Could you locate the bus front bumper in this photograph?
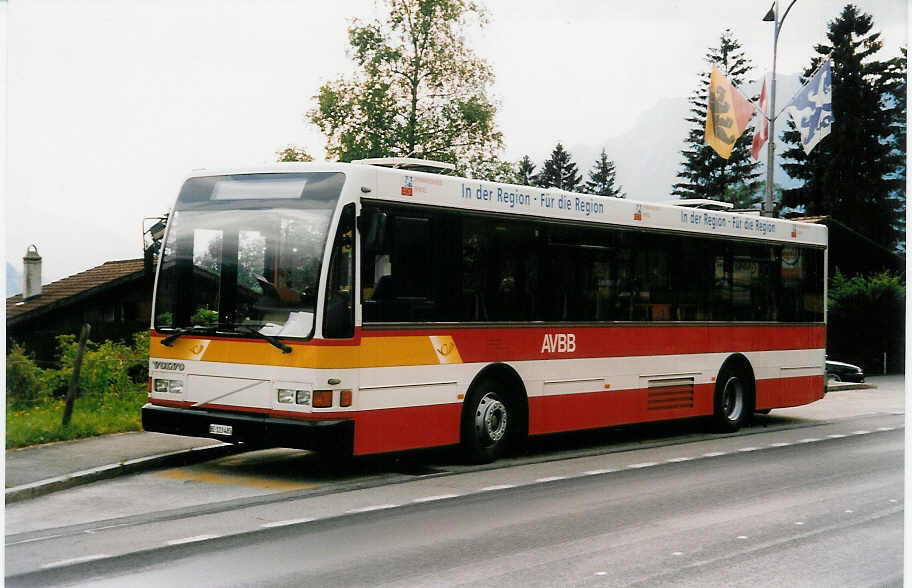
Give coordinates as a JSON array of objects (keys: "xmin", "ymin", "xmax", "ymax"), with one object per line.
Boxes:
[{"xmin": 142, "ymin": 403, "xmax": 354, "ymax": 454}]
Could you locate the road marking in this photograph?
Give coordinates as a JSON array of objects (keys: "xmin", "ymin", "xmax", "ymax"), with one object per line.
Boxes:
[
  {"xmin": 166, "ymin": 534, "xmax": 220, "ymax": 546},
  {"xmin": 794, "ymin": 521, "xmax": 805, "ymax": 526},
  {"xmin": 583, "ymin": 469, "xmax": 615, "ymax": 475},
  {"xmin": 261, "ymin": 517, "xmax": 315, "ymax": 528},
  {"xmin": 412, "ymin": 494, "xmax": 460, "ymax": 503},
  {"xmin": 845, "ymin": 510, "xmax": 854, "ymax": 513},
  {"xmin": 797, "ymin": 438, "xmax": 821, "ymax": 443},
  {"xmin": 154, "ymin": 468, "xmax": 318, "ymax": 492},
  {"xmin": 479, "ymin": 484, "xmax": 516, "ymax": 492},
  {"xmin": 852, "ymin": 430, "xmax": 870, "ymax": 435},
  {"xmin": 737, "ymin": 535, "xmax": 748, "ymax": 539},
  {"xmin": 672, "ymin": 551, "xmax": 684, "ymax": 556},
  {"xmin": 627, "ymin": 462, "xmax": 658, "ymax": 469},
  {"xmin": 595, "ymin": 571, "xmax": 608, "ymax": 576},
  {"xmin": 878, "ymin": 427, "xmax": 895, "ymax": 431},
  {"xmin": 703, "ymin": 451, "xmax": 726, "ymax": 457},
  {"xmin": 6, "ymin": 533, "xmax": 66, "ymax": 546},
  {"xmin": 41, "ymin": 554, "xmax": 109, "ymax": 569},
  {"xmin": 345, "ymin": 504, "xmax": 398, "ymax": 514},
  {"xmin": 889, "ymin": 499, "xmax": 898, "ymax": 503},
  {"xmin": 769, "ymin": 442, "xmax": 791, "ymax": 447},
  {"xmin": 828, "ymin": 434, "xmax": 847, "ymax": 438},
  {"xmin": 85, "ymin": 523, "xmax": 129, "ymax": 534},
  {"xmin": 536, "ymin": 476, "xmax": 568, "ymax": 483},
  {"xmin": 666, "ymin": 457, "xmax": 694, "ymax": 462},
  {"xmin": 738, "ymin": 447, "xmax": 760, "ymax": 452}
]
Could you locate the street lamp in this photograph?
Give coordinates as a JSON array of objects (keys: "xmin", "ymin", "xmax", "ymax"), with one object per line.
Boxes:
[{"xmin": 762, "ymin": 0, "xmax": 798, "ymax": 218}]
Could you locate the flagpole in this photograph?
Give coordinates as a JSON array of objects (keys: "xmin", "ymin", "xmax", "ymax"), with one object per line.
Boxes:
[{"xmin": 763, "ymin": 0, "xmax": 798, "ymax": 218}]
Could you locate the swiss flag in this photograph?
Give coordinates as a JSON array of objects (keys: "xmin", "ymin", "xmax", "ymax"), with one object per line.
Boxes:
[{"xmin": 751, "ymin": 79, "xmax": 769, "ymax": 161}]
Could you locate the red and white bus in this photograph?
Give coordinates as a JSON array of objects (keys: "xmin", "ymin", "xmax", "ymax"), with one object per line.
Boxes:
[{"xmin": 142, "ymin": 158, "xmax": 827, "ymax": 461}]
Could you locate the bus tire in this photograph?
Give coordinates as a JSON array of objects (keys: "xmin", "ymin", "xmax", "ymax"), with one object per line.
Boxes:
[
  {"xmin": 712, "ymin": 364, "xmax": 750, "ymax": 433},
  {"xmin": 462, "ymin": 378, "xmax": 511, "ymax": 463}
]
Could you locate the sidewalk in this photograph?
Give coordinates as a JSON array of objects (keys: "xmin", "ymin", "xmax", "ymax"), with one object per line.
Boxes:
[{"xmin": 5, "ymin": 431, "xmax": 244, "ymax": 503}]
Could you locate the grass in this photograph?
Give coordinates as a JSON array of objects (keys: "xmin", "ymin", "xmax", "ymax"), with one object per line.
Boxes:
[{"xmin": 6, "ymin": 385, "xmax": 147, "ymax": 449}]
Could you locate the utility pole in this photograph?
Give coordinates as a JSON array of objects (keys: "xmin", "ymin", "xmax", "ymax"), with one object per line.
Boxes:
[{"xmin": 762, "ymin": 0, "xmax": 798, "ymax": 218}]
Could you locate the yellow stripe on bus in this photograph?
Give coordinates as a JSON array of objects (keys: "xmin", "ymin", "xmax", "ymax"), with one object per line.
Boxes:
[{"xmin": 150, "ymin": 335, "xmax": 460, "ymax": 369}]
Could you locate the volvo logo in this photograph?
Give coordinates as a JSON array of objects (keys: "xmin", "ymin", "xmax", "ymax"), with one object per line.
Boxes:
[{"xmin": 152, "ymin": 360, "xmax": 186, "ymax": 371}]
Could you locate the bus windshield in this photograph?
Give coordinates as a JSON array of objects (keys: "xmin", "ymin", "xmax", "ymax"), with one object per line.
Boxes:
[{"xmin": 154, "ymin": 172, "xmax": 344, "ymax": 339}]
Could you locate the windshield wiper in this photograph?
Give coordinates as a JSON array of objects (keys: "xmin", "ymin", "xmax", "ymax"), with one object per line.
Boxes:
[
  {"xmin": 160, "ymin": 325, "xmax": 215, "ymax": 347},
  {"xmin": 161, "ymin": 323, "xmax": 291, "ymax": 354},
  {"xmin": 234, "ymin": 324, "xmax": 292, "ymax": 354}
]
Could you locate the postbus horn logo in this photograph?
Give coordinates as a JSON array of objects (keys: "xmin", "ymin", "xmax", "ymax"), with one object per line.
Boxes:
[{"xmin": 401, "ymin": 176, "xmax": 414, "ymax": 197}]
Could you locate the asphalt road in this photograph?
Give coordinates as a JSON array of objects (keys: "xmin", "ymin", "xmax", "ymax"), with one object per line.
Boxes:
[{"xmin": 7, "ymin": 410, "xmax": 903, "ymax": 586}]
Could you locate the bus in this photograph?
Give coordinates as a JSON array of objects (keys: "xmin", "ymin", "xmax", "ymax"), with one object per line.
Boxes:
[{"xmin": 142, "ymin": 158, "xmax": 827, "ymax": 462}]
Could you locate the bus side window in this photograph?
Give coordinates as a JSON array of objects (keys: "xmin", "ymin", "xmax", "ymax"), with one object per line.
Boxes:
[{"xmin": 323, "ymin": 204, "xmax": 355, "ymax": 338}]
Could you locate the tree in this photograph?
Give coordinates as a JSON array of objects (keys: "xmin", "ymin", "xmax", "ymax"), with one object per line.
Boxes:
[
  {"xmin": 827, "ymin": 270, "xmax": 904, "ymax": 373},
  {"xmin": 673, "ymin": 29, "xmax": 761, "ymax": 203},
  {"xmin": 781, "ymin": 5, "xmax": 905, "ymax": 251},
  {"xmin": 307, "ymin": 0, "xmax": 503, "ymax": 170},
  {"xmin": 516, "ymin": 155, "xmax": 537, "ymax": 186},
  {"xmin": 464, "ymin": 154, "xmax": 516, "ymax": 183},
  {"xmin": 584, "ymin": 148, "xmax": 625, "ymax": 197},
  {"xmin": 276, "ymin": 147, "xmax": 314, "ymax": 162},
  {"xmin": 538, "ymin": 143, "xmax": 582, "ymax": 191},
  {"xmin": 721, "ymin": 181, "xmax": 762, "ymax": 209}
]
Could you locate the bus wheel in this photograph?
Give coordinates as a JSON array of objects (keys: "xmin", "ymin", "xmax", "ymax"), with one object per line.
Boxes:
[
  {"xmin": 713, "ymin": 366, "xmax": 748, "ymax": 433},
  {"xmin": 462, "ymin": 379, "xmax": 511, "ymax": 463}
]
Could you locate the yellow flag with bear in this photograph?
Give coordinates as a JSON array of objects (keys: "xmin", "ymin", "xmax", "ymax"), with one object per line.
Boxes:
[{"xmin": 705, "ymin": 65, "xmax": 755, "ymax": 159}]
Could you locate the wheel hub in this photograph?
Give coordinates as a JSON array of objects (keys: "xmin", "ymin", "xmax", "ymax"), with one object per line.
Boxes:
[
  {"xmin": 475, "ymin": 393, "xmax": 508, "ymax": 444},
  {"xmin": 722, "ymin": 376, "xmax": 744, "ymax": 421}
]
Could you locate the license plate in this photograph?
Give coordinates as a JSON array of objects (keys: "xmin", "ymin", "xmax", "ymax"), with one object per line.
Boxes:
[{"xmin": 209, "ymin": 423, "xmax": 233, "ymax": 436}]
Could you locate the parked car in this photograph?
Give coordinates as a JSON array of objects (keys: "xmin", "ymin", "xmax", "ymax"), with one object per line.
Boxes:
[{"xmin": 825, "ymin": 360, "xmax": 865, "ymax": 383}]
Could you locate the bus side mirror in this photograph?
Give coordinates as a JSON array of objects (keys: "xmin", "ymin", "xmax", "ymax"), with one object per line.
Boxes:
[{"xmin": 358, "ymin": 210, "xmax": 387, "ymax": 251}]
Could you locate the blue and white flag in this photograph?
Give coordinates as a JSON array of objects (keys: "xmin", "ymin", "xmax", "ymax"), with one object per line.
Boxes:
[{"xmin": 784, "ymin": 60, "xmax": 834, "ymax": 155}]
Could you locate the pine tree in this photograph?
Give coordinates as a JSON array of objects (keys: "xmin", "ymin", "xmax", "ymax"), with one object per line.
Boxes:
[
  {"xmin": 673, "ymin": 29, "xmax": 761, "ymax": 202},
  {"xmin": 780, "ymin": 6, "xmax": 905, "ymax": 251},
  {"xmin": 516, "ymin": 155, "xmax": 537, "ymax": 186},
  {"xmin": 538, "ymin": 143, "xmax": 582, "ymax": 191},
  {"xmin": 585, "ymin": 148, "xmax": 625, "ymax": 197}
]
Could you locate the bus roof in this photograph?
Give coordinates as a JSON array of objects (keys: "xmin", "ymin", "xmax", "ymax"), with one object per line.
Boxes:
[{"xmin": 181, "ymin": 162, "xmax": 827, "ymax": 247}]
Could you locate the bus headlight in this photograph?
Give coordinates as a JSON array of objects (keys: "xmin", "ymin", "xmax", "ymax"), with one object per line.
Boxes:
[
  {"xmin": 277, "ymin": 388, "xmax": 311, "ymax": 405},
  {"xmin": 153, "ymin": 378, "xmax": 183, "ymax": 394}
]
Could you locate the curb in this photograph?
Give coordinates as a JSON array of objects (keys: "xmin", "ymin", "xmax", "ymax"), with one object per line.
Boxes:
[
  {"xmin": 826, "ymin": 382, "xmax": 876, "ymax": 392},
  {"xmin": 5, "ymin": 443, "xmax": 248, "ymax": 505}
]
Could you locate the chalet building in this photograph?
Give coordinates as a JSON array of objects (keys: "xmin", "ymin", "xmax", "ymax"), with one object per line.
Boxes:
[{"xmin": 6, "ymin": 255, "xmax": 151, "ymax": 360}]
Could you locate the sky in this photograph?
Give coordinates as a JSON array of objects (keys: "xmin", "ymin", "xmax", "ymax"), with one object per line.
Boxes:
[{"xmin": 4, "ymin": 0, "xmax": 908, "ymax": 286}]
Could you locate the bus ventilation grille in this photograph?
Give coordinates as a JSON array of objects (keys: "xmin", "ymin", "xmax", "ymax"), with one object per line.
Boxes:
[{"xmin": 647, "ymin": 378, "xmax": 695, "ymax": 411}]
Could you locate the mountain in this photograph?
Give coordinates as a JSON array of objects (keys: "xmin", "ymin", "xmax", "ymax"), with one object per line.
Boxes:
[
  {"xmin": 569, "ymin": 73, "xmax": 803, "ymax": 204},
  {"xmin": 7, "ymin": 262, "xmax": 22, "ymax": 296}
]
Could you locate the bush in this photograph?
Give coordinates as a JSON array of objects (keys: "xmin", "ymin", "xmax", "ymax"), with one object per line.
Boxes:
[
  {"xmin": 6, "ymin": 344, "xmax": 47, "ymax": 408},
  {"xmin": 828, "ymin": 270, "xmax": 905, "ymax": 373},
  {"xmin": 6, "ymin": 331, "xmax": 151, "ymax": 446},
  {"xmin": 47, "ymin": 331, "xmax": 149, "ymax": 398}
]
